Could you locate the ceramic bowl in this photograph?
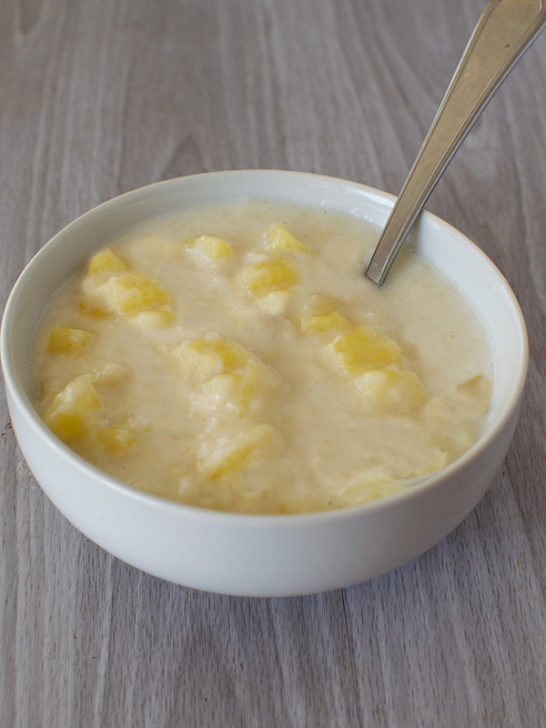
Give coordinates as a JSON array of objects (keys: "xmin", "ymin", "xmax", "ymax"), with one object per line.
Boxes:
[{"xmin": 0, "ymin": 171, "xmax": 528, "ymax": 596}]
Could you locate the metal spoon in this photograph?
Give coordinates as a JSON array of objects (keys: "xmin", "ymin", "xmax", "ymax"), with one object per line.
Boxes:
[{"xmin": 365, "ymin": 0, "xmax": 546, "ymax": 286}]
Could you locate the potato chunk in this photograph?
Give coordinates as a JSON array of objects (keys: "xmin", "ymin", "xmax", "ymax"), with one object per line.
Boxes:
[
  {"xmin": 264, "ymin": 224, "xmax": 309, "ymax": 253},
  {"xmin": 44, "ymin": 374, "xmax": 100, "ymax": 442},
  {"xmin": 79, "ymin": 293, "xmax": 110, "ymax": 319},
  {"xmin": 257, "ymin": 291, "xmax": 290, "ymax": 314},
  {"xmin": 132, "ymin": 308, "xmax": 176, "ymax": 328},
  {"xmin": 240, "ymin": 257, "xmax": 300, "ymax": 297},
  {"xmin": 185, "ymin": 234, "xmax": 234, "ymax": 261},
  {"xmin": 329, "ymin": 326, "xmax": 401, "ymax": 375},
  {"xmin": 198, "ymin": 424, "xmax": 275, "ymax": 478},
  {"xmin": 355, "ymin": 368, "xmax": 427, "ymax": 413},
  {"xmin": 302, "ymin": 310, "xmax": 351, "ymax": 334},
  {"xmin": 92, "ymin": 363, "xmax": 128, "ymax": 385},
  {"xmin": 100, "ymin": 272, "xmax": 169, "ymax": 316},
  {"xmin": 96, "ymin": 426, "xmax": 136, "ymax": 453},
  {"xmin": 173, "ymin": 334, "xmax": 249, "ymax": 381},
  {"xmin": 48, "ymin": 327, "xmax": 94, "ymax": 355},
  {"xmin": 200, "ymin": 360, "xmax": 260, "ymax": 414},
  {"xmin": 88, "ymin": 248, "xmax": 127, "ymax": 274},
  {"xmin": 342, "ymin": 468, "xmax": 406, "ymax": 505}
]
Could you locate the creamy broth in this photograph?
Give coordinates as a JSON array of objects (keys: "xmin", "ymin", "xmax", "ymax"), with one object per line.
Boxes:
[{"xmin": 32, "ymin": 200, "xmax": 492, "ymax": 514}]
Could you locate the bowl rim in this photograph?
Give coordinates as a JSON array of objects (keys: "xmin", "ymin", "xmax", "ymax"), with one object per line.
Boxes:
[{"xmin": 0, "ymin": 169, "xmax": 529, "ymax": 526}]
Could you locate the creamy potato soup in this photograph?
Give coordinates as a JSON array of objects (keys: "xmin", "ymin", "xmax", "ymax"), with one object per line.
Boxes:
[{"xmin": 32, "ymin": 200, "xmax": 492, "ymax": 514}]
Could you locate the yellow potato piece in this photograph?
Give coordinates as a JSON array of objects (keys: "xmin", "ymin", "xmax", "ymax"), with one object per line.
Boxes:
[
  {"xmin": 44, "ymin": 374, "xmax": 100, "ymax": 442},
  {"xmin": 264, "ymin": 224, "xmax": 309, "ymax": 253},
  {"xmin": 185, "ymin": 235, "xmax": 234, "ymax": 261},
  {"xmin": 97, "ymin": 426, "xmax": 136, "ymax": 453},
  {"xmin": 132, "ymin": 308, "xmax": 176, "ymax": 328},
  {"xmin": 201, "ymin": 360, "xmax": 259, "ymax": 413},
  {"xmin": 92, "ymin": 363, "xmax": 129, "ymax": 385},
  {"xmin": 355, "ymin": 367, "xmax": 427, "ymax": 413},
  {"xmin": 303, "ymin": 294, "xmax": 345, "ymax": 314},
  {"xmin": 173, "ymin": 334, "xmax": 249, "ymax": 380},
  {"xmin": 101, "ymin": 272, "xmax": 169, "ymax": 316},
  {"xmin": 88, "ymin": 248, "xmax": 127, "ymax": 274},
  {"xmin": 342, "ymin": 468, "xmax": 406, "ymax": 505},
  {"xmin": 173, "ymin": 344, "xmax": 217, "ymax": 380},
  {"xmin": 199, "ymin": 424, "xmax": 275, "ymax": 478},
  {"xmin": 79, "ymin": 293, "xmax": 110, "ymax": 319},
  {"xmin": 329, "ymin": 326, "xmax": 401, "ymax": 375},
  {"xmin": 342, "ymin": 448, "xmax": 446, "ymax": 506},
  {"xmin": 48, "ymin": 327, "xmax": 94, "ymax": 355},
  {"xmin": 409, "ymin": 448, "xmax": 448, "ymax": 478},
  {"xmin": 302, "ymin": 310, "xmax": 351, "ymax": 334},
  {"xmin": 257, "ymin": 291, "xmax": 290, "ymax": 314},
  {"xmin": 240, "ymin": 257, "xmax": 300, "ymax": 297}
]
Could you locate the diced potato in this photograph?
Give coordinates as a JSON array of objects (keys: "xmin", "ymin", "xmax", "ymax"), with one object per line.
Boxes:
[
  {"xmin": 257, "ymin": 291, "xmax": 290, "ymax": 314},
  {"xmin": 127, "ymin": 414, "xmax": 152, "ymax": 433},
  {"xmin": 302, "ymin": 310, "xmax": 351, "ymax": 334},
  {"xmin": 100, "ymin": 273, "xmax": 169, "ymax": 316},
  {"xmin": 342, "ymin": 448, "xmax": 446, "ymax": 506},
  {"xmin": 240, "ymin": 257, "xmax": 300, "ymax": 297},
  {"xmin": 177, "ymin": 475, "xmax": 200, "ymax": 500},
  {"xmin": 200, "ymin": 360, "xmax": 259, "ymax": 413},
  {"xmin": 355, "ymin": 367, "xmax": 427, "ymax": 413},
  {"xmin": 198, "ymin": 424, "xmax": 275, "ymax": 478},
  {"xmin": 173, "ymin": 334, "xmax": 249, "ymax": 380},
  {"xmin": 92, "ymin": 363, "xmax": 129, "ymax": 385},
  {"xmin": 303, "ymin": 294, "xmax": 345, "ymax": 314},
  {"xmin": 48, "ymin": 327, "xmax": 94, "ymax": 355},
  {"xmin": 329, "ymin": 326, "xmax": 401, "ymax": 375},
  {"xmin": 198, "ymin": 489, "xmax": 237, "ymax": 512},
  {"xmin": 79, "ymin": 293, "xmax": 110, "ymax": 319},
  {"xmin": 342, "ymin": 468, "xmax": 406, "ymax": 505},
  {"xmin": 88, "ymin": 248, "xmax": 127, "ymax": 274},
  {"xmin": 264, "ymin": 224, "xmax": 309, "ymax": 253},
  {"xmin": 43, "ymin": 374, "xmax": 100, "ymax": 442},
  {"xmin": 96, "ymin": 426, "xmax": 136, "ymax": 453},
  {"xmin": 132, "ymin": 308, "xmax": 176, "ymax": 328},
  {"xmin": 424, "ymin": 394, "xmax": 481, "ymax": 456},
  {"xmin": 173, "ymin": 342, "xmax": 218, "ymax": 380},
  {"xmin": 409, "ymin": 448, "xmax": 447, "ymax": 477},
  {"xmin": 185, "ymin": 235, "xmax": 234, "ymax": 261}
]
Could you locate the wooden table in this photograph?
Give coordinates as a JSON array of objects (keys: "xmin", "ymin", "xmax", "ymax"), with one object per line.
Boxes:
[{"xmin": 1, "ymin": 1, "xmax": 544, "ymax": 725}]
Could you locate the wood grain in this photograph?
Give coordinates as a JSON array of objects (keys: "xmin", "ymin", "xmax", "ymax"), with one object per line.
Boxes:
[{"xmin": 1, "ymin": 0, "xmax": 544, "ymax": 726}]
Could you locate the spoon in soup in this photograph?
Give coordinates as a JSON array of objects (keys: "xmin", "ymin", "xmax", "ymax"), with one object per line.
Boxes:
[{"xmin": 365, "ymin": 0, "xmax": 546, "ymax": 286}]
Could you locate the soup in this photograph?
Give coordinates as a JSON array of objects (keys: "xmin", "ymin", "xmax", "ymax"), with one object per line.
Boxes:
[{"xmin": 32, "ymin": 200, "xmax": 492, "ymax": 514}]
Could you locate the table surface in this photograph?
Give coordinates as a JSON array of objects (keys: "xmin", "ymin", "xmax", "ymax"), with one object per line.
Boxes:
[{"xmin": 1, "ymin": 1, "xmax": 545, "ymax": 726}]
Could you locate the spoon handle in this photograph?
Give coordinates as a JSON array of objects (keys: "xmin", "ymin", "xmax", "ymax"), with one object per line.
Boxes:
[{"xmin": 365, "ymin": 0, "xmax": 546, "ymax": 286}]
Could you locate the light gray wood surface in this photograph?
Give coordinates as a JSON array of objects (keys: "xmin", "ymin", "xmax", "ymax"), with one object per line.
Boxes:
[{"xmin": 1, "ymin": 0, "xmax": 545, "ymax": 726}]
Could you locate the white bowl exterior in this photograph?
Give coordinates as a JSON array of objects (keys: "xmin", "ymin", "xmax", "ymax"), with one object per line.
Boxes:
[{"xmin": 1, "ymin": 172, "xmax": 528, "ymax": 596}]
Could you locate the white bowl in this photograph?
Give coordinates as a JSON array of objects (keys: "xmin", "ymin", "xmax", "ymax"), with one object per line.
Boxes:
[{"xmin": 1, "ymin": 171, "xmax": 528, "ymax": 596}]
